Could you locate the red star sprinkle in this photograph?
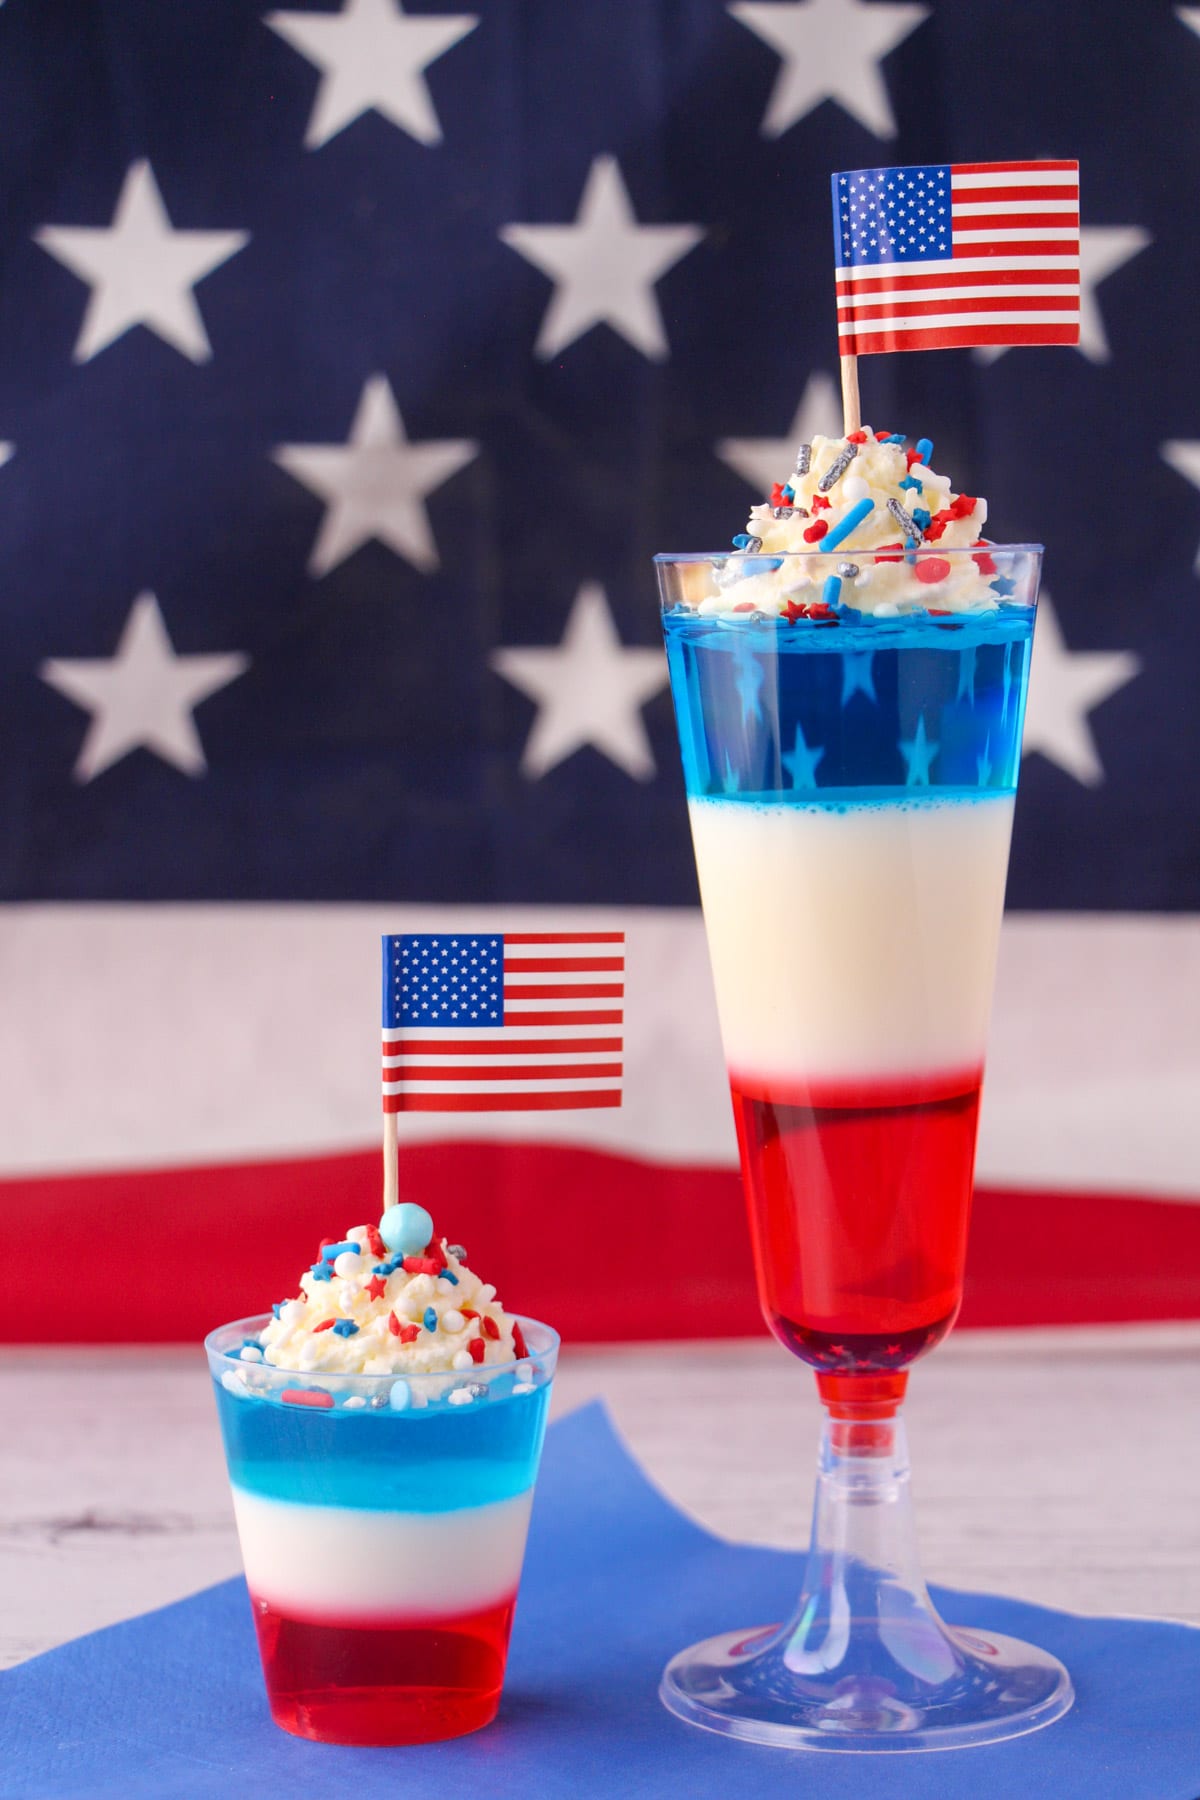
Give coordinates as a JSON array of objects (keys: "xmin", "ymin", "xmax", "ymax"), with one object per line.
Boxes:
[
  {"xmin": 400, "ymin": 1322, "xmax": 420, "ymax": 1343},
  {"xmin": 424, "ymin": 1239, "xmax": 447, "ymax": 1270},
  {"xmin": 811, "ymin": 493, "xmax": 831, "ymax": 510},
  {"xmin": 846, "ymin": 430, "xmax": 868, "ymax": 444},
  {"xmin": 468, "ymin": 1337, "xmax": 485, "ymax": 1364},
  {"xmin": 366, "ymin": 1275, "xmax": 387, "ymax": 1302},
  {"xmin": 782, "ymin": 598, "xmax": 808, "ymax": 623}
]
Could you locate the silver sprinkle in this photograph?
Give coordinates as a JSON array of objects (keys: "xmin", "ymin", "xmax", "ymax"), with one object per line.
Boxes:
[
  {"xmin": 772, "ymin": 504, "xmax": 809, "ymax": 521},
  {"xmin": 468, "ymin": 1381, "xmax": 489, "ymax": 1400},
  {"xmin": 817, "ymin": 444, "xmax": 858, "ymax": 491},
  {"xmin": 739, "ymin": 534, "xmax": 763, "ymax": 554},
  {"xmin": 370, "ymin": 1392, "xmax": 389, "ymax": 1409},
  {"xmin": 887, "ymin": 496, "xmax": 917, "ymax": 537},
  {"xmin": 837, "ymin": 562, "xmax": 860, "ymax": 579},
  {"xmin": 446, "ymin": 1245, "xmax": 467, "ymax": 1261},
  {"xmin": 794, "ymin": 444, "xmax": 811, "ymax": 476}
]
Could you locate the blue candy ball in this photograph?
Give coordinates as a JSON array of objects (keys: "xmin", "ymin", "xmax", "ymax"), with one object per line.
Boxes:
[{"xmin": 379, "ymin": 1202, "xmax": 435, "ymax": 1257}]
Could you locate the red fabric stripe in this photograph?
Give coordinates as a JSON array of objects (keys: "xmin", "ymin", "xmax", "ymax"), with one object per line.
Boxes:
[
  {"xmin": 385, "ymin": 1036, "xmax": 624, "ymax": 1055},
  {"xmin": 842, "ymin": 294, "xmax": 1079, "ymax": 323},
  {"xmin": 951, "ymin": 159, "xmax": 1078, "ymax": 174},
  {"xmin": 501, "ymin": 956, "xmax": 624, "ymax": 973},
  {"xmin": 384, "ymin": 1062, "xmax": 624, "ymax": 1082},
  {"xmin": 951, "ymin": 210, "xmax": 1079, "ymax": 231},
  {"xmin": 503, "ymin": 1009, "xmax": 623, "ymax": 1025},
  {"xmin": 950, "ymin": 183, "xmax": 1079, "ymax": 203},
  {"xmin": 838, "ymin": 267, "xmax": 1079, "ymax": 296},
  {"xmin": 503, "ymin": 932, "xmax": 624, "ymax": 944},
  {"xmin": 504, "ymin": 982, "xmax": 624, "ymax": 999},
  {"xmin": 839, "ymin": 323, "xmax": 1080, "ymax": 355},
  {"xmin": 952, "ymin": 240, "xmax": 1079, "ymax": 259},
  {"xmin": 2, "ymin": 1143, "xmax": 1199, "ymax": 1343},
  {"xmin": 386, "ymin": 1091, "xmax": 623, "ymax": 1113}
]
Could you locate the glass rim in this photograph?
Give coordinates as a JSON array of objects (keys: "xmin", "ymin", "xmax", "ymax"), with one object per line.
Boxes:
[
  {"xmin": 653, "ymin": 543, "xmax": 1044, "ymax": 564},
  {"xmin": 204, "ymin": 1310, "xmax": 560, "ymax": 1387}
]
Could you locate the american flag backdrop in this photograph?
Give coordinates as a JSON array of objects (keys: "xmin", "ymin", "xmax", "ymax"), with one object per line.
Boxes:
[{"xmin": 0, "ymin": 0, "xmax": 1198, "ymax": 1343}]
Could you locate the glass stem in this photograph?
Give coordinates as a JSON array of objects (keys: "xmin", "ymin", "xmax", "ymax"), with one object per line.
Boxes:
[{"xmin": 781, "ymin": 1406, "xmax": 960, "ymax": 1687}]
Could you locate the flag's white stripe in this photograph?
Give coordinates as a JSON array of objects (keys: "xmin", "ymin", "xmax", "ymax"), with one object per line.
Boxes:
[
  {"xmin": 2, "ymin": 907, "xmax": 1198, "ymax": 1201},
  {"xmin": 386, "ymin": 1076, "xmax": 623, "ymax": 1095},
  {"xmin": 383, "ymin": 1052, "xmax": 622, "ymax": 1070},
  {"xmin": 839, "ymin": 308, "xmax": 1078, "ymax": 333},
  {"xmin": 507, "ymin": 997, "xmax": 624, "ymax": 1014},
  {"xmin": 837, "ymin": 283, "xmax": 1079, "ymax": 309},
  {"xmin": 837, "ymin": 255, "xmax": 1080, "ymax": 279},
  {"xmin": 952, "ymin": 199, "xmax": 1079, "ymax": 217},
  {"xmin": 950, "ymin": 169, "xmax": 1077, "ymax": 190},
  {"xmin": 502, "ymin": 943, "xmax": 624, "ymax": 960},
  {"xmin": 953, "ymin": 227, "xmax": 1079, "ymax": 244},
  {"xmin": 384, "ymin": 1023, "xmax": 622, "ymax": 1044},
  {"xmin": 504, "ymin": 970, "xmax": 624, "ymax": 987}
]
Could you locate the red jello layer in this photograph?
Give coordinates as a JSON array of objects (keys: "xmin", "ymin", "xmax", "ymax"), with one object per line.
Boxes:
[
  {"xmin": 249, "ymin": 1590, "xmax": 517, "ymax": 1745},
  {"xmin": 729, "ymin": 1064, "xmax": 984, "ymax": 1378}
]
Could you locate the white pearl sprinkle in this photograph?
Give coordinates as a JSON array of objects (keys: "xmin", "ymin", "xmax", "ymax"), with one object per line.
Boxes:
[
  {"xmin": 221, "ymin": 1370, "xmax": 249, "ymax": 1395},
  {"xmin": 512, "ymin": 1382, "xmax": 535, "ymax": 1396},
  {"xmin": 344, "ymin": 1395, "xmax": 367, "ymax": 1409},
  {"xmin": 239, "ymin": 1345, "xmax": 263, "ymax": 1363},
  {"xmin": 441, "ymin": 1309, "xmax": 466, "ymax": 1333},
  {"xmin": 452, "ymin": 1349, "xmax": 473, "ymax": 1371},
  {"xmin": 841, "ymin": 475, "xmax": 869, "ymax": 506},
  {"xmin": 333, "ymin": 1251, "xmax": 360, "ymax": 1278},
  {"xmin": 447, "ymin": 1387, "xmax": 475, "ymax": 1405}
]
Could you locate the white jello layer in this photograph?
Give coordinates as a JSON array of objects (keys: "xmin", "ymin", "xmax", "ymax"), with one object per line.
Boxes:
[
  {"xmin": 688, "ymin": 793, "xmax": 1015, "ymax": 1082},
  {"xmin": 231, "ymin": 1486, "xmax": 533, "ymax": 1621}
]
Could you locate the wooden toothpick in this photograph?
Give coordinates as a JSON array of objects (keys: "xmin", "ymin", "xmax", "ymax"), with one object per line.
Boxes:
[{"xmin": 840, "ymin": 353, "xmax": 861, "ymax": 435}]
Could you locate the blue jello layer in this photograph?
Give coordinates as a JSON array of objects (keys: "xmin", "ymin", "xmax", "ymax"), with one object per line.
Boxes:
[
  {"xmin": 213, "ymin": 1378, "xmax": 551, "ymax": 1511},
  {"xmin": 663, "ymin": 608, "xmax": 1034, "ymax": 803}
]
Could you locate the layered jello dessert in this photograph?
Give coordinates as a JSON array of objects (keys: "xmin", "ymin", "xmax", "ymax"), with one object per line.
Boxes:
[
  {"xmin": 205, "ymin": 1201, "xmax": 558, "ymax": 1745},
  {"xmin": 658, "ymin": 429, "xmax": 1038, "ymax": 1399}
]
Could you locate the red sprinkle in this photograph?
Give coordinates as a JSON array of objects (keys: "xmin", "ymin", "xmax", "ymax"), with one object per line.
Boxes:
[
  {"xmin": 281, "ymin": 1388, "xmax": 333, "ymax": 1409},
  {"xmin": 512, "ymin": 1321, "xmax": 528, "ymax": 1359},
  {"xmin": 399, "ymin": 1323, "xmax": 420, "ymax": 1344},
  {"xmin": 313, "ymin": 1318, "xmax": 335, "ymax": 1333},
  {"xmin": 915, "ymin": 557, "xmax": 951, "ymax": 585},
  {"xmin": 905, "ymin": 447, "xmax": 924, "ymax": 468},
  {"xmin": 949, "ymin": 494, "xmax": 977, "ymax": 519},
  {"xmin": 972, "ymin": 540, "xmax": 997, "ymax": 575},
  {"xmin": 782, "ymin": 598, "xmax": 809, "ymax": 623},
  {"xmin": 846, "ymin": 430, "xmax": 868, "ymax": 444},
  {"xmin": 807, "ymin": 603, "xmax": 834, "ymax": 620},
  {"xmin": 366, "ymin": 1224, "xmax": 386, "ymax": 1258},
  {"xmin": 731, "ymin": 601, "xmax": 756, "ymax": 613},
  {"xmin": 924, "ymin": 512, "xmax": 950, "ymax": 542},
  {"xmin": 460, "ymin": 1307, "xmax": 479, "ymax": 1319},
  {"xmin": 366, "ymin": 1275, "xmax": 388, "ymax": 1302},
  {"xmin": 425, "ymin": 1239, "xmax": 447, "ymax": 1270},
  {"xmin": 388, "ymin": 1310, "xmax": 402, "ymax": 1336},
  {"xmin": 468, "ymin": 1337, "xmax": 485, "ymax": 1364},
  {"xmin": 403, "ymin": 1255, "xmax": 440, "ymax": 1276},
  {"xmin": 482, "ymin": 1315, "xmax": 500, "ymax": 1340},
  {"xmin": 802, "ymin": 519, "xmax": 828, "ymax": 543},
  {"xmin": 874, "ymin": 541, "xmax": 905, "ymax": 564},
  {"xmin": 769, "ymin": 481, "xmax": 789, "ymax": 506},
  {"xmin": 811, "ymin": 493, "xmax": 831, "ymax": 510}
]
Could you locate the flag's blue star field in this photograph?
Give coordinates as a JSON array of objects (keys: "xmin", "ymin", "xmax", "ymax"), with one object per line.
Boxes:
[
  {"xmin": 388, "ymin": 934, "xmax": 503, "ymax": 1029},
  {"xmin": 834, "ymin": 165, "xmax": 951, "ymax": 267}
]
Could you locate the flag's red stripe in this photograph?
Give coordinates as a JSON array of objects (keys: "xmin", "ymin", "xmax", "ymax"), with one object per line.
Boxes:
[
  {"xmin": 952, "ymin": 240, "xmax": 1079, "ymax": 259},
  {"xmin": 501, "ymin": 956, "xmax": 624, "ymax": 973},
  {"xmin": 384, "ymin": 1062, "xmax": 624, "ymax": 1082},
  {"xmin": 839, "ymin": 323, "xmax": 1080, "ymax": 354},
  {"xmin": 951, "ymin": 159, "xmax": 1078, "ymax": 174},
  {"xmin": 949, "ymin": 183, "xmax": 1079, "ymax": 203},
  {"xmin": 837, "ymin": 267, "xmax": 1079, "ymax": 296},
  {"xmin": 385, "ymin": 1036, "xmax": 624, "ymax": 1055},
  {"xmin": 842, "ymin": 294, "xmax": 1079, "ymax": 324},
  {"xmin": 504, "ymin": 1009, "xmax": 624, "ymax": 1025},
  {"xmin": 952, "ymin": 210, "xmax": 1079, "ymax": 231},
  {"xmin": 504, "ymin": 982, "xmax": 624, "ymax": 999},
  {"xmin": 386, "ymin": 1091, "xmax": 623, "ymax": 1112},
  {"xmin": 2, "ymin": 1143, "xmax": 1199, "ymax": 1343},
  {"xmin": 502, "ymin": 932, "xmax": 625, "ymax": 944}
]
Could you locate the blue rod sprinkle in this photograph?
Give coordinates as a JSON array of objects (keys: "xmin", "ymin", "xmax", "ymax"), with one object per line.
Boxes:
[
  {"xmin": 821, "ymin": 575, "xmax": 843, "ymax": 609},
  {"xmin": 819, "ymin": 497, "xmax": 874, "ymax": 553},
  {"xmin": 320, "ymin": 1240, "xmax": 358, "ymax": 1262},
  {"xmin": 916, "ymin": 437, "xmax": 933, "ymax": 464}
]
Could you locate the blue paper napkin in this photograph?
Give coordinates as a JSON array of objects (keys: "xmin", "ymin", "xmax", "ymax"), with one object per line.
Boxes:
[{"xmin": 4, "ymin": 1401, "xmax": 1199, "ymax": 1799}]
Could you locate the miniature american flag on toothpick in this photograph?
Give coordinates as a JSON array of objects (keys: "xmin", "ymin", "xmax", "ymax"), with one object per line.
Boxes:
[
  {"xmin": 832, "ymin": 160, "xmax": 1080, "ymax": 356},
  {"xmin": 382, "ymin": 931, "xmax": 625, "ymax": 1112}
]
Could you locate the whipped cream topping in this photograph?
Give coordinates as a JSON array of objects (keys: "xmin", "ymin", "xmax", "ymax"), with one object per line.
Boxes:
[
  {"xmin": 699, "ymin": 429, "xmax": 1002, "ymax": 618},
  {"xmin": 252, "ymin": 1225, "xmax": 521, "ymax": 1376}
]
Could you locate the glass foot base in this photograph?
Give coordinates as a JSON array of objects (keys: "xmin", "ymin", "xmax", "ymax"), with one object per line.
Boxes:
[{"xmin": 660, "ymin": 1620, "xmax": 1074, "ymax": 1753}]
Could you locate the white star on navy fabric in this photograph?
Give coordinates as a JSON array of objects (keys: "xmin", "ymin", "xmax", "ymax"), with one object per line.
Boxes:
[
  {"xmin": 394, "ymin": 935, "xmax": 502, "ymax": 1025},
  {"xmin": 716, "ymin": 372, "xmax": 840, "ymax": 496},
  {"xmin": 266, "ymin": 0, "xmax": 478, "ymax": 148},
  {"xmin": 899, "ymin": 714, "xmax": 937, "ymax": 785},
  {"xmin": 491, "ymin": 581, "xmax": 668, "ymax": 780},
  {"xmin": 40, "ymin": 592, "xmax": 249, "ymax": 782},
  {"xmin": 976, "ymin": 225, "xmax": 1151, "ymax": 365},
  {"xmin": 35, "ymin": 161, "xmax": 249, "ymax": 364},
  {"xmin": 729, "ymin": 0, "xmax": 928, "ymax": 139},
  {"xmin": 1021, "ymin": 593, "xmax": 1139, "ymax": 787},
  {"xmin": 836, "ymin": 165, "xmax": 950, "ymax": 267},
  {"xmin": 274, "ymin": 374, "xmax": 479, "ymax": 576},
  {"xmin": 781, "ymin": 722, "xmax": 824, "ymax": 789},
  {"xmin": 1160, "ymin": 436, "xmax": 1200, "ymax": 575},
  {"xmin": 0, "ymin": 445, "xmax": 12, "ymax": 470},
  {"xmin": 500, "ymin": 157, "xmax": 704, "ymax": 361}
]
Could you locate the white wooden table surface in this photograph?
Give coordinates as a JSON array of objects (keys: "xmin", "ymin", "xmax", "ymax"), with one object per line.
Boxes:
[{"xmin": 4, "ymin": 1323, "xmax": 1200, "ymax": 1671}]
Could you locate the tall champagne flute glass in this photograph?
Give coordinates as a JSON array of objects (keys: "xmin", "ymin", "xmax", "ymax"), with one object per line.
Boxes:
[{"xmin": 656, "ymin": 546, "xmax": 1072, "ymax": 1751}]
